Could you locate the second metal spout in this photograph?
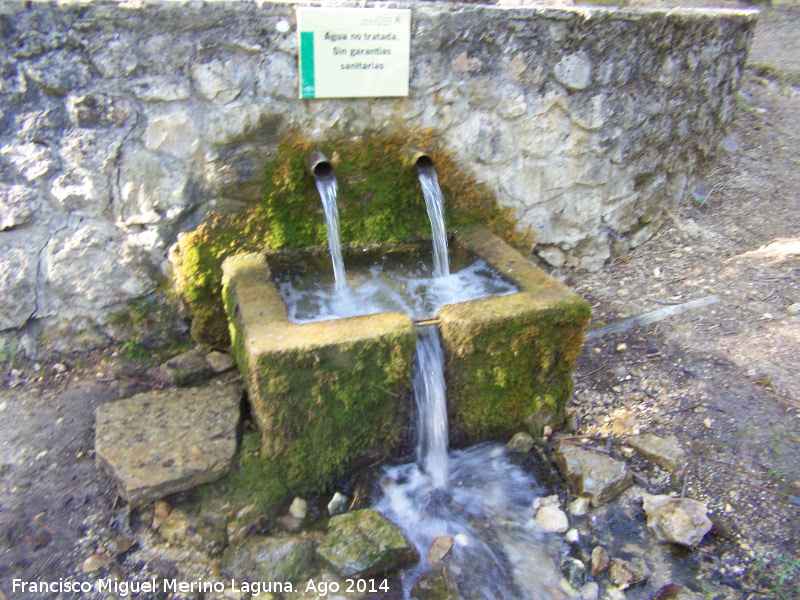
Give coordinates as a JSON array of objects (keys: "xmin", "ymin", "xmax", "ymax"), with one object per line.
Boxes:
[{"xmin": 309, "ymin": 151, "xmax": 334, "ymax": 179}]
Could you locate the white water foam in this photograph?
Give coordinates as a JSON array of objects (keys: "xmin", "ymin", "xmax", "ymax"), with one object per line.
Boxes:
[
  {"xmin": 276, "ymin": 257, "xmax": 517, "ymax": 324},
  {"xmin": 374, "ymin": 444, "xmax": 561, "ymax": 600}
]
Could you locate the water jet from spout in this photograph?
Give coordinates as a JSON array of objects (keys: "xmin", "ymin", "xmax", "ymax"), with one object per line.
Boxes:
[
  {"xmin": 309, "ymin": 151, "xmax": 346, "ymax": 290},
  {"xmin": 414, "ymin": 153, "xmax": 450, "ymax": 278}
]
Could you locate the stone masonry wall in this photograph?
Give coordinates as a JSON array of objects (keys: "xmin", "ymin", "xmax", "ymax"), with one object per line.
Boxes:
[{"xmin": 0, "ymin": 1, "xmax": 757, "ymax": 356}]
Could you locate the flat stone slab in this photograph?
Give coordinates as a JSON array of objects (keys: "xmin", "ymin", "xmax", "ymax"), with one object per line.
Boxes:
[{"xmin": 95, "ymin": 386, "xmax": 240, "ymax": 507}]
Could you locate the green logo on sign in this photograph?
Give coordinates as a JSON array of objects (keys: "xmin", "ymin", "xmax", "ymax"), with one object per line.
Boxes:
[{"xmin": 300, "ymin": 31, "xmax": 315, "ymax": 98}]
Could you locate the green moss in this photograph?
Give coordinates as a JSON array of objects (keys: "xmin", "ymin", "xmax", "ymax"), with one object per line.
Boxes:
[
  {"xmin": 106, "ymin": 296, "xmax": 193, "ymax": 362},
  {"xmin": 193, "ymin": 432, "xmax": 287, "ymax": 522},
  {"xmin": 172, "ymin": 130, "xmax": 534, "ymax": 347},
  {"xmin": 248, "ymin": 330, "xmax": 415, "ymax": 494},
  {"xmin": 441, "ymin": 294, "xmax": 591, "ymax": 442}
]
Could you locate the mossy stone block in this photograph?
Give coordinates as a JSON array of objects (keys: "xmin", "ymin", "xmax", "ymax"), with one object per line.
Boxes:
[
  {"xmin": 222, "ymin": 253, "xmax": 416, "ymax": 494},
  {"xmin": 440, "ymin": 226, "xmax": 591, "ymax": 442},
  {"xmin": 317, "ymin": 509, "xmax": 419, "ymax": 578}
]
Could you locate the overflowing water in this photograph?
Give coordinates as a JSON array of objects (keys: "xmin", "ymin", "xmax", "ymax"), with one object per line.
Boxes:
[
  {"xmin": 416, "ymin": 163, "xmax": 450, "ymax": 278},
  {"xmin": 412, "ymin": 326, "xmax": 449, "ymax": 489},
  {"xmin": 313, "ymin": 172, "xmax": 347, "ymax": 290}
]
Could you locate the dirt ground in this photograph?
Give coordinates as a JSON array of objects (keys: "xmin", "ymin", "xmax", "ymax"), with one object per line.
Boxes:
[{"xmin": 1, "ymin": 3, "xmax": 799, "ymax": 600}]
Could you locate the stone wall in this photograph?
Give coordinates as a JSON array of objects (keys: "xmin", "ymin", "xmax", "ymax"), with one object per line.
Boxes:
[{"xmin": 0, "ymin": 0, "xmax": 757, "ymax": 357}]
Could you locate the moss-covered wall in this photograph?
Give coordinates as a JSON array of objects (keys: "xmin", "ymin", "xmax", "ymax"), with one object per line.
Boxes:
[{"xmin": 172, "ymin": 131, "xmax": 533, "ymax": 347}]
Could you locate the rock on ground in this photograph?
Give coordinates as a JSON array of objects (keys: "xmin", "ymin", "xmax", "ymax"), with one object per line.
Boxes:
[
  {"xmin": 608, "ymin": 557, "xmax": 650, "ymax": 590},
  {"xmin": 628, "ymin": 433, "xmax": 687, "ymax": 470},
  {"xmin": 553, "ymin": 442, "xmax": 632, "ymax": 505},
  {"xmin": 159, "ymin": 507, "xmax": 227, "ymax": 556},
  {"xmin": 154, "ymin": 349, "xmax": 214, "ymax": 386},
  {"xmin": 534, "ymin": 504, "xmax": 569, "ymax": 533},
  {"xmin": 641, "ymin": 494, "xmax": 713, "ymax": 547},
  {"xmin": 507, "ymin": 431, "xmax": 535, "ymax": 453},
  {"xmin": 222, "ymin": 535, "xmax": 315, "ymax": 583},
  {"xmin": 411, "ymin": 564, "xmax": 461, "ymax": 600},
  {"xmin": 94, "ymin": 384, "xmax": 240, "ymax": 507},
  {"xmin": 316, "ymin": 509, "xmax": 419, "ymax": 578}
]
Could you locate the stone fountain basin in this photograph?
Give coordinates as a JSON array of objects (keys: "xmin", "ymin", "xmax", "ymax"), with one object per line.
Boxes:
[{"xmin": 222, "ymin": 225, "xmax": 590, "ymax": 493}]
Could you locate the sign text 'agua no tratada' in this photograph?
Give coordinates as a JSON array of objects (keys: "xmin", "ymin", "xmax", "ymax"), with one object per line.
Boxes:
[{"xmin": 297, "ymin": 7, "xmax": 411, "ymax": 99}]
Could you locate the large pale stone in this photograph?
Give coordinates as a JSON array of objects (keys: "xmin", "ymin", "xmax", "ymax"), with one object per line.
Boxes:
[
  {"xmin": 50, "ymin": 167, "xmax": 110, "ymax": 218},
  {"xmin": 453, "ymin": 113, "xmax": 517, "ymax": 165},
  {"xmin": 144, "ymin": 110, "xmax": 198, "ymax": 157},
  {"xmin": 94, "ymin": 385, "xmax": 241, "ymax": 507},
  {"xmin": 517, "ymin": 107, "xmax": 572, "ymax": 160},
  {"xmin": 117, "ymin": 146, "xmax": 191, "ymax": 226},
  {"xmin": 317, "ymin": 509, "xmax": 419, "ymax": 578},
  {"xmin": 52, "ymin": 131, "xmax": 125, "ymax": 217},
  {"xmin": 40, "ymin": 222, "xmax": 154, "ymax": 314},
  {"xmin": 192, "ymin": 57, "xmax": 249, "ymax": 104},
  {"xmin": 553, "ymin": 52, "xmax": 593, "ymax": 90},
  {"xmin": 0, "ymin": 247, "xmax": 37, "ymax": 330},
  {"xmin": 257, "ymin": 52, "xmax": 297, "ymax": 100},
  {"xmin": 641, "ymin": 494, "xmax": 712, "ymax": 547},
  {"xmin": 0, "ymin": 142, "xmax": 57, "ymax": 182},
  {"xmin": 554, "ymin": 442, "xmax": 632, "ymax": 506},
  {"xmin": 0, "ymin": 184, "xmax": 38, "ymax": 230}
]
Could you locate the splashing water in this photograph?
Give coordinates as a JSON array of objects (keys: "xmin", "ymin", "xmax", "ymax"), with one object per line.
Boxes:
[
  {"xmin": 274, "ymin": 255, "xmax": 517, "ymax": 324},
  {"xmin": 417, "ymin": 164, "xmax": 450, "ymax": 278},
  {"xmin": 314, "ymin": 173, "xmax": 346, "ymax": 290},
  {"xmin": 374, "ymin": 444, "xmax": 561, "ymax": 600}
]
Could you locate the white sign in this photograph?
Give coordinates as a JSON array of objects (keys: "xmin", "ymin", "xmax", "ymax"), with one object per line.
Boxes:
[{"xmin": 297, "ymin": 7, "xmax": 410, "ymax": 99}]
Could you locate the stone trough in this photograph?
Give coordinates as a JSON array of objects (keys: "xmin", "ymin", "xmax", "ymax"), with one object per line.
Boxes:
[{"xmin": 222, "ymin": 225, "xmax": 590, "ymax": 493}]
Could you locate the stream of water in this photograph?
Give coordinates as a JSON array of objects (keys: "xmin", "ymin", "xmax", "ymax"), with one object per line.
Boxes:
[
  {"xmin": 412, "ymin": 325, "xmax": 449, "ymax": 489},
  {"xmin": 417, "ymin": 164, "xmax": 450, "ymax": 278},
  {"xmin": 314, "ymin": 172, "xmax": 346, "ymax": 290}
]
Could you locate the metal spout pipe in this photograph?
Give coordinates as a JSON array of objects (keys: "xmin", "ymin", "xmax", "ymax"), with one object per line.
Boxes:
[
  {"xmin": 408, "ymin": 148, "xmax": 434, "ymax": 172},
  {"xmin": 309, "ymin": 151, "xmax": 334, "ymax": 178}
]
